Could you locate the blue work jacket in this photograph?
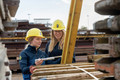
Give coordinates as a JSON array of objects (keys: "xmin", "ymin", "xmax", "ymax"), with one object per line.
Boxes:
[
  {"xmin": 45, "ymin": 41, "xmax": 76, "ymax": 64},
  {"xmin": 19, "ymin": 45, "xmax": 47, "ymax": 80}
]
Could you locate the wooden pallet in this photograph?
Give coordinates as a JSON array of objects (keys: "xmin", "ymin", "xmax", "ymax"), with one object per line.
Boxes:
[{"xmin": 31, "ymin": 62, "xmax": 112, "ymax": 80}]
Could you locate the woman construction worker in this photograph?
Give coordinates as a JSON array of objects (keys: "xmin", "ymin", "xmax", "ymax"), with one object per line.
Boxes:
[
  {"xmin": 19, "ymin": 28, "xmax": 47, "ymax": 80},
  {"xmin": 45, "ymin": 20, "xmax": 76, "ymax": 64}
]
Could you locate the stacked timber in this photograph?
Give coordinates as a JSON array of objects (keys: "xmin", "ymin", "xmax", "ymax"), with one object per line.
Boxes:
[
  {"xmin": 0, "ymin": 43, "xmax": 12, "ymax": 80},
  {"xmin": 94, "ymin": 0, "xmax": 120, "ymax": 80},
  {"xmin": 93, "ymin": 37, "xmax": 118, "ymax": 56},
  {"xmin": 75, "ymin": 40, "xmax": 94, "ymax": 62},
  {"xmin": 75, "ymin": 30, "xmax": 95, "ymax": 62},
  {"xmin": 0, "ymin": 0, "xmax": 20, "ymax": 79},
  {"xmin": 0, "ymin": 0, "xmax": 19, "ymax": 32},
  {"xmin": 31, "ymin": 62, "xmax": 112, "ymax": 80}
]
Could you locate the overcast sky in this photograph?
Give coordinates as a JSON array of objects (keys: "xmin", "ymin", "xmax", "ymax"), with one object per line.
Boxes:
[{"xmin": 14, "ymin": 0, "xmax": 108, "ymax": 29}]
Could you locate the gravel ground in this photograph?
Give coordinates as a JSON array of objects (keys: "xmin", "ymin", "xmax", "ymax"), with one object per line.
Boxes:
[{"xmin": 12, "ymin": 71, "xmax": 23, "ymax": 80}]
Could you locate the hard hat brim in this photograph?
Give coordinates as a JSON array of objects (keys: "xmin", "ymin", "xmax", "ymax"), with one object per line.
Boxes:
[
  {"xmin": 25, "ymin": 35, "xmax": 45, "ymax": 41},
  {"xmin": 51, "ymin": 28, "xmax": 65, "ymax": 30}
]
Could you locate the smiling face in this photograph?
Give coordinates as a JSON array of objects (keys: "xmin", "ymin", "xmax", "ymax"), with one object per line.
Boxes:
[
  {"xmin": 53, "ymin": 30, "xmax": 63, "ymax": 41},
  {"xmin": 30, "ymin": 37, "xmax": 42, "ymax": 48}
]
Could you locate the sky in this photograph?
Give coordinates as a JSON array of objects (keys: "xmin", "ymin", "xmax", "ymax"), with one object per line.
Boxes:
[{"xmin": 13, "ymin": 0, "xmax": 108, "ymax": 30}]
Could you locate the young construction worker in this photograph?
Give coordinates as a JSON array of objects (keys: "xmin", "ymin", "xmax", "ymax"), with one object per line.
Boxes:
[
  {"xmin": 19, "ymin": 28, "xmax": 47, "ymax": 80},
  {"xmin": 45, "ymin": 20, "xmax": 76, "ymax": 64}
]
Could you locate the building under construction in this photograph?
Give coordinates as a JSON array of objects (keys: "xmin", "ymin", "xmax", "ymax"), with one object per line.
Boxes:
[{"xmin": 0, "ymin": 0, "xmax": 120, "ymax": 80}]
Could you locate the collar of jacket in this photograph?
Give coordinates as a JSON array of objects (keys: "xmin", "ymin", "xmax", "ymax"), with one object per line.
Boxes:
[{"xmin": 27, "ymin": 45, "xmax": 40, "ymax": 54}]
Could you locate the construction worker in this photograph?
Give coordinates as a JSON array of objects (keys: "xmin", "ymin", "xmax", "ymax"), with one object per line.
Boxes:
[
  {"xmin": 19, "ymin": 28, "xmax": 47, "ymax": 80},
  {"xmin": 45, "ymin": 20, "xmax": 76, "ymax": 64}
]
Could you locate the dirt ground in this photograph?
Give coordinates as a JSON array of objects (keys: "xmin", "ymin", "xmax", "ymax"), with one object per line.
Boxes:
[{"xmin": 12, "ymin": 71, "xmax": 23, "ymax": 80}]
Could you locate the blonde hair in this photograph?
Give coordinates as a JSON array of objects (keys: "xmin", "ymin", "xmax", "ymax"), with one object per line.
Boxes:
[
  {"xmin": 24, "ymin": 36, "xmax": 35, "ymax": 49},
  {"xmin": 48, "ymin": 30, "xmax": 65, "ymax": 52}
]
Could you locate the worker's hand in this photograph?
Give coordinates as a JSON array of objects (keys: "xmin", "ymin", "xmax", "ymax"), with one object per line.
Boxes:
[
  {"xmin": 35, "ymin": 59, "xmax": 43, "ymax": 66},
  {"xmin": 29, "ymin": 66, "xmax": 36, "ymax": 73}
]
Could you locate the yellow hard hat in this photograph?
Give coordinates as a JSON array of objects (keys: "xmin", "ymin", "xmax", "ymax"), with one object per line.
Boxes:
[
  {"xmin": 51, "ymin": 20, "xmax": 65, "ymax": 30},
  {"xmin": 25, "ymin": 28, "xmax": 45, "ymax": 41}
]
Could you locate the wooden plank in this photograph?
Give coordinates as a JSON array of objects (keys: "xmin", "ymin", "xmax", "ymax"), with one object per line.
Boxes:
[
  {"xmin": 114, "ymin": 63, "xmax": 120, "ymax": 80},
  {"xmin": 60, "ymin": 0, "xmax": 75, "ymax": 64},
  {"xmin": 5, "ymin": 4, "xmax": 12, "ymax": 21},
  {"xmin": 32, "ymin": 68, "xmax": 96, "ymax": 76},
  {"xmin": 0, "ymin": 16, "xmax": 4, "ymax": 32},
  {"xmin": 3, "ymin": 21, "xmax": 18, "ymax": 31},
  {"xmin": 94, "ymin": 19, "xmax": 109, "ymax": 31},
  {"xmin": 87, "ymin": 54, "xmax": 110, "ymax": 62},
  {"xmin": 9, "ymin": 61, "xmax": 20, "ymax": 71},
  {"xmin": 107, "ymin": 15, "xmax": 120, "ymax": 31},
  {"xmin": 0, "ymin": 46, "xmax": 6, "ymax": 79},
  {"xmin": 61, "ymin": 0, "xmax": 83, "ymax": 64},
  {"xmin": 95, "ymin": 44, "xmax": 111, "ymax": 50},
  {"xmin": 95, "ymin": 38, "xmax": 109, "ymax": 44},
  {"xmin": 75, "ymin": 56, "xmax": 88, "ymax": 62},
  {"xmin": 35, "ymin": 62, "xmax": 94, "ymax": 68},
  {"xmin": 0, "ymin": 31, "xmax": 14, "ymax": 37},
  {"xmin": 34, "ymin": 65, "xmax": 95, "ymax": 72},
  {"xmin": 94, "ymin": 18, "xmax": 120, "ymax": 34},
  {"xmin": 3, "ymin": 0, "xmax": 20, "ymax": 17},
  {"xmin": 0, "ymin": 0, "xmax": 5, "ymax": 19},
  {"xmin": 94, "ymin": 16, "xmax": 120, "ymax": 34},
  {"xmin": 93, "ymin": 19, "xmax": 114, "ymax": 34},
  {"xmin": 112, "ymin": 38, "xmax": 120, "ymax": 57},
  {"xmin": 32, "ymin": 71, "xmax": 111, "ymax": 80},
  {"xmin": 95, "ymin": 57, "xmax": 120, "ymax": 75},
  {"xmin": 75, "ymin": 51, "xmax": 94, "ymax": 54},
  {"xmin": 7, "ymin": 52, "xmax": 20, "ymax": 57}
]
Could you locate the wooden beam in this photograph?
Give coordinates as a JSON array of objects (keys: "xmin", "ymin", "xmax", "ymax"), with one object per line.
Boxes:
[
  {"xmin": 87, "ymin": 54, "xmax": 109, "ymax": 62},
  {"xmin": 32, "ymin": 71, "xmax": 111, "ymax": 80},
  {"xmin": 108, "ymin": 15, "xmax": 120, "ymax": 31},
  {"xmin": 95, "ymin": 0, "xmax": 120, "ymax": 15},
  {"xmin": 3, "ymin": 21, "xmax": 18, "ymax": 31},
  {"xmin": 61, "ymin": 0, "xmax": 83, "ymax": 64},
  {"xmin": 35, "ymin": 62, "xmax": 94, "ymax": 69},
  {"xmin": 0, "ymin": 0, "xmax": 5, "ymax": 19},
  {"xmin": 34, "ymin": 65, "xmax": 94, "ymax": 72},
  {"xmin": 0, "ymin": 16, "xmax": 4, "ymax": 32},
  {"xmin": 94, "ymin": 16, "xmax": 120, "ymax": 34},
  {"xmin": 114, "ymin": 63, "xmax": 120, "ymax": 80},
  {"xmin": 95, "ymin": 44, "xmax": 111, "ymax": 50},
  {"xmin": 5, "ymin": 4, "xmax": 12, "ymax": 21},
  {"xmin": 32, "ymin": 68, "xmax": 95, "ymax": 76},
  {"xmin": 3, "ymin": 0, "xmax": 20, "ymax": 17}
]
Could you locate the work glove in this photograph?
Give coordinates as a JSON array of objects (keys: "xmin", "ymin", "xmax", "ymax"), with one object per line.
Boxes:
[{"xmin": 29, "ymin": 66, "xmax": 36, "ymax": 73}]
